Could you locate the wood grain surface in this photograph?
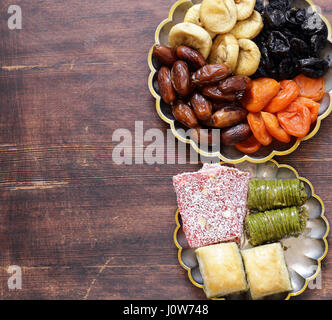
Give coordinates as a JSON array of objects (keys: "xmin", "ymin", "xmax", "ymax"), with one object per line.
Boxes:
[{"xmin": 0, "ymin": 0, "xmax": 331, "ymax": 300}]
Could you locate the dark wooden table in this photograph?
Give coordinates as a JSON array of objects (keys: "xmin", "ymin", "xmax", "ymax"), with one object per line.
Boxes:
[{"xmin": 0, "ymin": 0, "xmax": 331, "ymax": 300}]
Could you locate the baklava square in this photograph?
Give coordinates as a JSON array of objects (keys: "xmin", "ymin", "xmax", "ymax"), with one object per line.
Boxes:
[
  {"xmin": 195, "ymin": 242, "xmax": 248, "ymax": 298},
  {"xmin": 241, "ymin": 242, "xmax": 293, "ymax": 300}
]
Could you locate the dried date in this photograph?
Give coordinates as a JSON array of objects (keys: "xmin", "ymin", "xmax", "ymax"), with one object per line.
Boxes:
[
  {"xmin": 219, "ymin": 76, "xmax": 252, "ymax": 94},
  {"xmin": 176, "ymin": 46, "xmax": 207, "ymax": 71},
  {"xmin": 153, "ymin": 45, "xmax": 177, "ymax": 67},
  {"xmin": 211, "ymin": 107, "xmax": 248, "ymax": 128},
  {"xmin": 212, "ymin": 101, "xmax": 241, "ymax": 112},
  {"xmin": 201, "ymin": 85, "xmax": 237, "ymax": 102},
  {"xmin": 157, "ymin": 66, "xmax": 176, "ymax": 104},
  {"xmin": 171, "ymin": 61, "xmax": 191, "ymax": 98},
  {"xmin": 172, "ymin": 101, "xmax": 199, "ymax": 128},
  {"xmin": 190, "ymin": 93, "xmax": 213, "ymax": 121},
  {"xmin": 192, "ymin": 64, "xmax": 230, "ymax": 86},
  {"xmin": 221, "ymin": 123, "xmax": 252, "ymax": 146}
]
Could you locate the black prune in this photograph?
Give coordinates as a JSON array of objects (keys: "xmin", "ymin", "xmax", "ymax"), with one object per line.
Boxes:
[
  {"xmin": 290, "ymin": 38, "xmax": 310, "ymax": 58},
  {"xmin": 282, "ymin": 27, "xmax": 298, "ymax": 39},
  {"xmin": 299, "ymin": 57, "xmax": 329, "ymax": 78},
  {"xmin": 269, "ymin": 0, "xmax": 293, "ymax": 12},
  {"xmin": 253, "ymin": 28, "xmax": 267, "ymax": 47},
  {"xmin": 311, "ymin": 34, "xmax": 328, "ymax": 55},
  {"xmin": 302, "ymin": 13, "xmax": 328, "ymax": 35},
  {"xmin": 253, "ymin": 66, "xmax": 269, "ymax": 80},
  {"xmin": 261, "ymin": 45, "xmax": 270, "ymax": 62},
  {"xmin": 296, "ymin": 8, "xmax": 307, "ymax": 24},
  {"xmin": 285, "ymin": 8, "xmax": 307, "ymax": 29},
  {"xmin": 264, "ymin": 8, "xmax": 286, "ymax": 29},
  {"xmin": 278, "ymin": 58, "xmax": 300, "ymax": 80},
  {"xmin": 287, "ymin": 27, "xmax": 312, "ymax": 43},
  {"xmin": 256, "ymin": 28, "xmax": 270, "ymax": 42},
  {"xmin": 261, "ymin": 45, "xmax": 276, "ymax": 73},
  {"xmin": 268, "ymin": 31, "xmax": 291, "ymax": 56},
  {"xmin": 252, "ymin": 64, "xmax": 269, "ymax": 79},
  {"xmin": 253, "ymin": 47, "xmax": 279, "ymax": 80},
  {"xmin": 255, "ymin": 0, "xmax": 265, "ymax": 13},
  {"xmin": 253, "ymin": 1, "xmax": 329, "ymax": 80},
  {"xmin": 262, "ymin": 60, "xmax": 279, "ymax": 80}
]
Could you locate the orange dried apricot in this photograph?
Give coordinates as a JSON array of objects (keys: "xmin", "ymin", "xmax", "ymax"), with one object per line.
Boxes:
[
  {"xmin": 235, "ymin": 135, "xmax": 261, "ymax": 154},
  {"xmin": 264, "ymin": 80, "xmax": 300, "ymax": 113},
  {"xmin": 261, "ymin": 112, "xmax": 291, "ymax": 143},
  {"xmin": 242, "ymin": 78, "xmax": 280, "ymax": 113},
  {"xmin": 294, "ymin": 97, "xmax": 320, "ymax": 124},
  {"xmin": 294, "ymin": 74, "xmax": 325, "ymax": 102},
  {"xmin": 277, "ymin": 101, "xmax": 311, "ymax": 139},
  {"xmin": 247, "ymin": 112, "xmax": 273, "ymax": 146}
]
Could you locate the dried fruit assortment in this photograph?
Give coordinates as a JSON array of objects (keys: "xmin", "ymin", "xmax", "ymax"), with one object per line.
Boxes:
[
  {"xmin": 253, "ymin": 0, "xmax": 330, "ymax": 80},
  {"xmin": 152, "ymin": 0, "xmax": 331, "ymax": 155}
]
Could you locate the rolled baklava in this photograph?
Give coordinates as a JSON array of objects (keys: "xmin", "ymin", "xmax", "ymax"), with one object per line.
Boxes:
[
  {"xmin": 247, "ymin": 179, "xmax": 307, "ymax": 211},
  {"xmin": 245, "ymin": 206, "xmax": 308, "ymax": 246}
]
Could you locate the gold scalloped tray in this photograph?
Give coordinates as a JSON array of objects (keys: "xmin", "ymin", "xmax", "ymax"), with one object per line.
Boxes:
[
  {"xmin": 174, "ymin": 160, "xmax": 329, "ymax": 300},
  {"xmin": 148, "ymin": 0, "xmax": 332, "ymax": 164}
]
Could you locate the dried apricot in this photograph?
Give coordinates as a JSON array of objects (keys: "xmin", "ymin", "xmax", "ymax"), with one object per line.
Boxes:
[
  {"xmin": 247, "ymin": 112, "xmax": 273, "ymax": 146},
  {"xmin": 235, "ymin": 135, "xmax": 261, "ymax": 154},
  {"xmin": 261, "ymin": 112, "xmax": 291, "ymax": 143},
  {"xmin": 242, "ymin": 78, "xmax": 280, "ymax": 112},
  {"xmin": 294, "ymin": 74, "xmax": 325, "ymax": 102},
  {"xmin": 277, "ymin": 101, "xmax": 311, "ymax": 138},
  {"xmin": 294, "ymin": 97, "xmax": 320, "ymax": 124},
  {"xmin": 264, "ymin": 80, "xmax": 300, "ymax": 113}
]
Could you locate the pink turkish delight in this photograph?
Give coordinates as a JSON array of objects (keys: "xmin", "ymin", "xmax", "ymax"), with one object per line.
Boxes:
[{"xmin": 173, "ymin": 164, "xmax": 250, "ymax": 248}]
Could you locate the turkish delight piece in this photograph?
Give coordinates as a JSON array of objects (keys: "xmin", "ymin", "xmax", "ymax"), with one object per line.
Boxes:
[{"xmin": 173, "ymin": 164, "xmax": 250, "ymax": 248}]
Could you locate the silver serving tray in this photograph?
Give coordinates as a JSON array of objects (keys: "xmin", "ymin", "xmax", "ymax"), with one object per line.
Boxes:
[
  {"xmin": 148, "ymin": 0, "xmax": 332, "ymax": 164},
  {"xmin": 174, "ymin": 160, "xmax": 329, "ymax": 299}
]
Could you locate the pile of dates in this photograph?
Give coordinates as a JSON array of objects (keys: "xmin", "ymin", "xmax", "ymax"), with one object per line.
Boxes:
[
  {"xmin": 153, "ymin": 44, "xmax": 253, "ymax": 146},
  {"xmin": 253, "ymin": 0, "xmax": 330, "ymax": 80}
]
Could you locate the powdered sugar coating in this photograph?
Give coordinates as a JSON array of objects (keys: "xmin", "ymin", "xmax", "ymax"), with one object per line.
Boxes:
[{"xmin": 173, "ymin": 165, "xmax": 250, "ymax": 248}]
